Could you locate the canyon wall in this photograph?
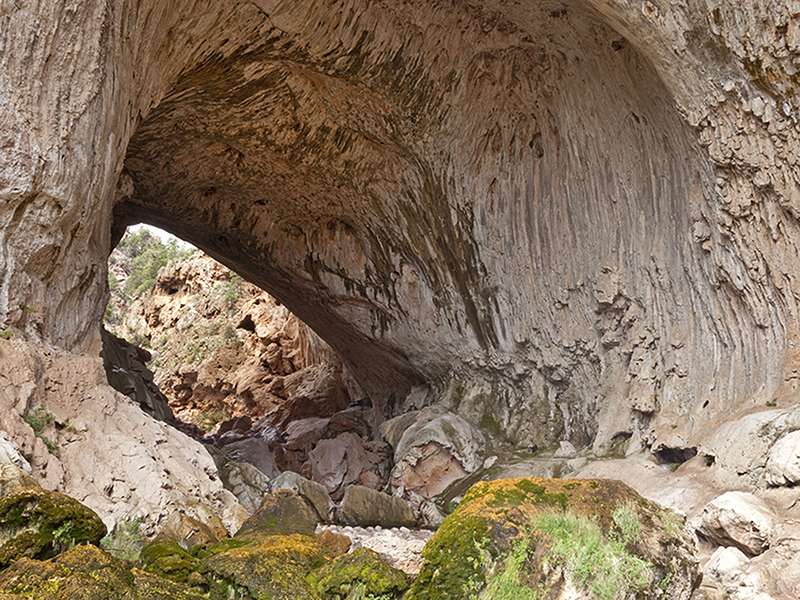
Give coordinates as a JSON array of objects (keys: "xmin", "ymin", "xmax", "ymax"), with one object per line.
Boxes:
[{"xmin": 3, "ymin": 0, "xmax": 800, "ymax": 462}]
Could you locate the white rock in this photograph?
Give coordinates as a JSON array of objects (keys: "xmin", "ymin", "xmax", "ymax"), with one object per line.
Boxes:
[
  {"xmin": 765, "ymin": 430, "xmax": 800, "ymax": 486},
  {"xmin": 553, "ymin": 440, "xmax": 577, "ymax": 458},
  {"xmin": 694, "ymin": 491, "xmax": 775, "ymax": 555}
]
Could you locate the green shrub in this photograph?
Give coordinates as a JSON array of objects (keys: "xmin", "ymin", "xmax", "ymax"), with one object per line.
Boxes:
[
  {"xmin": 222, "ymin": 275, "xmax": 244, "ymax": 310},
  {"xmin": 100, "ymin": 515, "xmax": 146, "ymax": 562},
  {"xmin": 477, "ymin": 539, "xmax": 543, "ymax": 600},
  {"xmin": 531, "ymin": 512, "xmax": 652, "ymax": 600},
  {"xmin": 0, "ymin": 328, "xmax": 13, "ymax": 340}
]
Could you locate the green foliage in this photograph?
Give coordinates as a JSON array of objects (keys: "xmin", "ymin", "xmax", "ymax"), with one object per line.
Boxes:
[
  {"xmin": 476, "ymin": 539, "xmax": 543, "ymax": 600},
  {"xmin": 25, "ymin": 405, "xmax": 60, "ymax": 458},
  {"xmin": 25, "ymin": 406, "xmax": 54, "ymax": 433},
  {"xmin": 611, "ymin": 504, "xmax": 642, "ymax": 542},
  {"xmin": 195, "ymin": 411, "xmax": 226, "ymax": 432},
  {"xmin": 53, "ymin": 520, "xmax": 76, "ymax": 552},
  {"xmin": 100, "ymin": 515, "xmax": 147, "ymax": 562},
  {"xmin": 105, "ymin": 227, "xmax": 195, "ymax": 326},
  {"xmin": 531, "ymin": 511, "xmax": 652, "ymax": 600},
  {"xmin": 0, "ymin": 328, "xmax": 13, "ymax": 340},
  {"xmin": 222, "ymin": 274, "xmax": 245, "ymax": 310}
]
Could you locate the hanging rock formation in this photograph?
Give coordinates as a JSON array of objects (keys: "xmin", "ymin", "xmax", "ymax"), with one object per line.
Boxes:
[{"xmin": 3, "ymin": 0, "xmax": 800, "ymax": 533}]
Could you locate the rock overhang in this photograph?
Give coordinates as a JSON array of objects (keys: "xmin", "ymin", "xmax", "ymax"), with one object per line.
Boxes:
[{"xmin": 3, "ymin": 0, "xmax": 800, "ymax": 455}]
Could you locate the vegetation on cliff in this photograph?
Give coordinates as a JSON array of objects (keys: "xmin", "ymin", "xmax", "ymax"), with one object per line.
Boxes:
[{"xmin": 106, "ymin": 228, "xmax": 195, "ymax": 328}]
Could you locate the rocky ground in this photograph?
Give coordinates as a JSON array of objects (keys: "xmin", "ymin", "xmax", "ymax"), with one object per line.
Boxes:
[{"xmin": 101, "ymin": 251, "xmax": 800, "ymax": 599}]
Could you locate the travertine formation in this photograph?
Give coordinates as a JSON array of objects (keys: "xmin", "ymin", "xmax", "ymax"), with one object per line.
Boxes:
[
  {"xmin": 4, "ymin": 3, "xmax": 800, "ymax": 584},
  {"xmin": 3, "ymin": 0, "xmax": 800, "ymax": 459}
]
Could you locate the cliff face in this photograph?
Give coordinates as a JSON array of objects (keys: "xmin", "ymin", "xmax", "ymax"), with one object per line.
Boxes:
[{"xmin": 3, "ymin": 1, "xmax": 800, "ymax": 459}]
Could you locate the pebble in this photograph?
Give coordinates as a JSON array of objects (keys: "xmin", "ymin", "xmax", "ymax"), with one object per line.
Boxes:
[{"xmin": 316, "ymin": 523, "xmax": 435, "ymax": 576}]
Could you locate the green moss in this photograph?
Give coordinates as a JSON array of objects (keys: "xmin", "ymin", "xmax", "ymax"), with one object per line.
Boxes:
[
  {"xmin": 235, "ymin": 490, "xmax": 318, "ymax": 539},
  {"xmin": 406, "ymin": 515, "xmax": 490, "ymax": 599},
  {"xmin": 0, "ymin": 488, "xmax": 106, "ymax": 567},
  {"xmin": 313, "ymin": 548, "xmax": 408, "ymax": 599},
  {"xmin": 204, "ymin": 533, "xmax": 330, "ymax": 600},
  {"xmin": 0, "ymin": 544, "xmax": 207, "ymax": 599}
]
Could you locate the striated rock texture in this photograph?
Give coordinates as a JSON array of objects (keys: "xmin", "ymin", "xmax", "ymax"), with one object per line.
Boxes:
[{"xmin": 2, "ymin": 1, "xmax": 800, "ymax": 458}]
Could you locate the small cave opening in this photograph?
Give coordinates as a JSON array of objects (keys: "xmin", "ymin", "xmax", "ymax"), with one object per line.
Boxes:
[
  {"xmin": 102, "ymin": 224, "xmax": 393, "ymax": 505},
  {"xmin": 654, "ymin": 445, "xmax": 698, "ymax": 467},
  {"xmin": 237, "ymin": 314, "xmax": 256, "ymax": 333}
]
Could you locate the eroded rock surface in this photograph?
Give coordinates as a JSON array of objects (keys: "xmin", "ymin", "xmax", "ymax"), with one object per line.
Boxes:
[
  {"xmin": 0, "ymin": 337, "xmax": 241, "ymax": 536},
  {"xmin": 3, "ymin": 0, "xmax": 800, "ymax": 459}
]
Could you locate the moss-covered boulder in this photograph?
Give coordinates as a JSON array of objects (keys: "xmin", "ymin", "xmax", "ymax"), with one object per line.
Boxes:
[
  {"xmin": 203, "ymin": 533, "xmax": 331, "ymax": 599},
  {"xmin": 0, "ymin": 544, "xmax": 205, "ymax": 599},
  {"xmin": 313, "ymin": 547, "xmax": 409, "ymax": 599},
  {"xmin": 138, "ymin": 539, "xmax": 208, "ymax": 591},
  {"xmin": 235, "ymin": 490, "xmax": 317, "ymax": 539},
  {"xmin": 0, "ymin": 487, "xmax": 106, "ymax": 567},
  {"xmin": 406, "ymin": 478, "xmax": 701, "ymax": 600}
]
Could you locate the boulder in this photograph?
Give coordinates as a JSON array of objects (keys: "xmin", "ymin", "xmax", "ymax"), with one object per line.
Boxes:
[
  {"xmin": 217, "ymin": 437, "xmax": 280, "ymax": 479},
  {"xmin": 406, "ymin": 478, "xmax": 700, "ymax": 600},
  {"xmin": 0, "ymin": 432, "xmax": 31, "ymax": 475},
  {"xmin": 693, "ymin": 491, "xmax": 775, "ymax": 556},
  {"xmin": 0, "ymin": 543, "xmax": 207, "ymax": 599},
  {"xmin": 0, "ymin": 487, "xmax": 107, "ymax": 567},
  {"xmin": 336, "ymin": 485, "xmax": 416, "ymax": 528},
  {"xmin": 0, "ymin": 464, "xmax": 38, "ymax": 500},
  {"xmin": 313, "ymin": 547, "xmax": 409, "ymax": 599},
  {"xmin": 236, "ymin": 490, "xmax": 318, "ymax": 539},
  {"xmin": 308, "ymin": 432, "xmax": 386, "ymax": 500},
  {"xmin": 315, "ymin": 528, "xmax": 351, "ymax": 556},
  {"xmin": 269, "ymin": 471, "xmax": 335, "ymax": 522},
  {"xmin": 386, "ymin": 409, "xmax": 484, "ymax": 510},
  {"xmin": 206, "ymin": 445, "xmax": 271, "ymax": 515},
  {"xmin": 157, "ymin": 511, "xmax": 220, "ymax": 548},
  {"xmin": 203, "ymin": 534, "xmax": 331, "ymax": 600},
  {"xmin": 100, "ymin": 328, "xmax": 174, "ymax": 423},
  {"xmin": 765, "ymin": 430, "xmax": 800, "ymax": 486}
]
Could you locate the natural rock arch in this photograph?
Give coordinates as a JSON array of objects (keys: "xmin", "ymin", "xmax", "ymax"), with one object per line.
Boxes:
[{"xmin": 3, "ymin": 0, "xmax": 800, "ymax": 455}]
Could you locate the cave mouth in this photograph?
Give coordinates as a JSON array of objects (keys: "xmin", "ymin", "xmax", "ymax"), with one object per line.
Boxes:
[
  {"xmin": 104, "ymin": 224, "xmax": 392, "ymax": 500},
  {"xmin": 108, "ymin": 0, "xmax": 726, "ymax": 460}
]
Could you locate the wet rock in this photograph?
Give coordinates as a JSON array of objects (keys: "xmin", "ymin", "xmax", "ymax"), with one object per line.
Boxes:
[
  {"xmin": 406, "ymin": 478, "xmax": 700, "ymax": 600},
  {"xmin": 693, "ymin": 491, "xmax": 775, "ymax": 556},
  {"xmin": 336, "ymin": 485, "xmax": 416, "ymax": 529},
  {"xmin": 269, "ymin": 470, "xmax": 335, "ymax": 522},
  {"xmin": 236, "ymin": 490, "xmax": 318, "ymax": 539},
  {"xmin": 313, "ymin": 547, "xmax": 409, "ymax": 599},
  {"xmin": 100, "ymin": 328, "xmax": 174, "ymax": 423},
  {"xmin": 765, "ymin": 430, "xmax": 800, "ymax": 486},
  {"xmin": 0, "ymin": 487, "xmax": 106, "ymax": 567},
  {"xmin": 315, "ymin": 528, "xmax": 351, "ymax": 556}
]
